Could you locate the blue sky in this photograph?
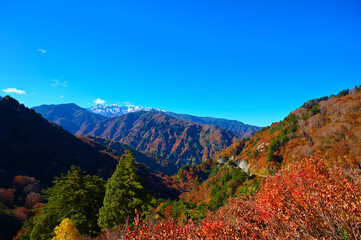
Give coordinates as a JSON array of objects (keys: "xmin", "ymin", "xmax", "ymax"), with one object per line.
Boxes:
[{"xmin": 0, "ymin": 0, "xmax": 360, "ymax": 126}]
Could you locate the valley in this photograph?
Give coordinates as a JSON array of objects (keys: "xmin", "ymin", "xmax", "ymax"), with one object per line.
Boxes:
[{"xmin": 1, "ymin": 86, "xmax": 361, "ymax": 239}]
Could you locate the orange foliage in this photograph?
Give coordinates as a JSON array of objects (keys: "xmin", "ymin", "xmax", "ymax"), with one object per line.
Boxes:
[{"xmin": 110, "ymin": 155, "xmax": 361, "ymax": 239}]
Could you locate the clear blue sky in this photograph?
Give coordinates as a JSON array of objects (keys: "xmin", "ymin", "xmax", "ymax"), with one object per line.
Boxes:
[{"xmin": 0, "ymin": 0, "xmax": 360, "ymax": 126}]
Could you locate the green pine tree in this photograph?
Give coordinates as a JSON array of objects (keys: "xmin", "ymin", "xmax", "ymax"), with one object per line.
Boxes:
[
  {"xmin": 23, "ymin": 166, "xmax": 105, "ymax": 240},
  {"xmin": 98, "ymin": 152, "xmax": 145, "ymax": 230}
]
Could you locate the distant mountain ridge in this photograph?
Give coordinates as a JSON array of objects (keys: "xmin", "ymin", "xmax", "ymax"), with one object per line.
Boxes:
[
  {"xmin": 165, "ymin": 112, "xmax": 261, "ymax": 138},
  {"xmin": 33, "ymin": 103, "xmax": 261, "ymax": 139},
  {"xmin": 87, "ymin": 104, "xmax": 261, "ymax": 138},
  {"xmin": 33, "ymin": 103, "xmax": 107, "ymax": 134},
  {"xmin": 76, "ymin": 111, "xmax": 239, "ymax": 166}
]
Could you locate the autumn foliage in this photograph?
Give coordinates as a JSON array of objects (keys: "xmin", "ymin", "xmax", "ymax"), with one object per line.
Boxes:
[
  {"xmin": 52, "ymin": 218, "xmax": 83, "ymax": 240},
  {"xmin": 109, "ymin": 155, "xmax": 361, "ymax": 239}
]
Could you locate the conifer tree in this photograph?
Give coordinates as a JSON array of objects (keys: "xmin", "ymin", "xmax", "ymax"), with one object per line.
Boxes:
[
  {"xmin": 27, "ymin": 166, "xmax": 105, "ymax": 239},
  {"xmin": 98, "ymin": 152, "xmax": 145, "ymax": 230}
]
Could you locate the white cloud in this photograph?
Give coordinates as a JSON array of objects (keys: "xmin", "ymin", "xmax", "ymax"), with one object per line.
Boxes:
[
  {"xmin": 94, "ymin": 98, "xmax": 105, "ymax": 104},
  {"xmin": 51, "ymin": 79, "xmax": 67, "ymax": 87},
  {"xmin": 123, "ymin": 101, "xmax": 134, "ymax": 107},
  {"xmin": 37, "ymin": 49, "xmax": 46, "ymax": 54},
  {"xmin": 2, "ymin": 88, "xmax": 26, "ymax": 95},
  {"xmin": 60, "ymin": 95, "xmax": 64, "ymax": 98}
]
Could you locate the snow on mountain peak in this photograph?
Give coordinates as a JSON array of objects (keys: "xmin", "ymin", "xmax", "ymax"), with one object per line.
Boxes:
[{"xmin": 87, "ymin": 104, "xmax": 165, "ymax": 117}]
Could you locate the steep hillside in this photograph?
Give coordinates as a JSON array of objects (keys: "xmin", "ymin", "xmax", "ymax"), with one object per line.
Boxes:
[
  {"xmin": 226, "ymin": 87, "xmax": 361, "ymax": 175},
  {"xmin": 0, "ymin": 96, "xmax": 183, "ymax": 199},
  {"xmin": 76, "ymin": 111, "xmax": 239, "ymax": 167},
  {"xmin": 166, "ymin": 112, "xmax": 261, "ymax": 138},
  {"xmin": 177, "ymin": 86, "xmax": 361, "ymax": 205},
  {"xmin": 0, "ymin": 97, "xmax": 116, "ymax": 188},
  {"xmin": 83, "ymin": 135, "xmax": 178, "ymax": 175},
  {"xmin": 33, "ymin": 103, "xmax": 107, "ymax": 134}
]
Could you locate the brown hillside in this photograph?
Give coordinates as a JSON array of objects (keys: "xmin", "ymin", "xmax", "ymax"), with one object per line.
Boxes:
[{"xmin": 76, "ymin": 111, "xmax": 239, "ymax": 167}]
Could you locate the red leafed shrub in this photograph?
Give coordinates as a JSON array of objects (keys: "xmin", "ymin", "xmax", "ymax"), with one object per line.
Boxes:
[
  {"xmin": 210, "ymin": 155, "xmax": 361, "ymax": 239},
  {"xmin": 13, "ymin": 175, "xmax": 40, "ymax": 193},
  {"xmin": 113, "ymin": 155, "xmax": 361, "ymax": 240},
  {"xmin": 0, "ymin": 188, "xmax": 15, "ymax": 207},
  {"xmin": 13, "ymin": 207, "xmax": 29, "ymax": 221},
  {"xmin": 32, "ymin": 202, "xmax": 44, "ymax": 215},
  {"xmin": 25, "ymin": 192, "xmax": 43, "ymax": 208}
]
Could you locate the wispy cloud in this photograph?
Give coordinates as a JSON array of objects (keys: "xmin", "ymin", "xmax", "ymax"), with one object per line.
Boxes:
[
  {"xmin": 37, "ymin": 49, "xmax": 46, "ymax": 54},
  {"xmin": 51, "ymin": 79, "xmax": 67, "ymax": 87},
  {"xmin": 60, "ymin": 95, "xmax": 64, "ymax": 98},
  {"xmin": 123, "ymin": 101, "xmax": 134, "ymax": 107},
  {"xmin": 94, "ymin": 98, "xmax": 105, "ymax": 104},
  {"xmin": 2, "ymin": 88, "xmax": 26, "ymax": 95}
]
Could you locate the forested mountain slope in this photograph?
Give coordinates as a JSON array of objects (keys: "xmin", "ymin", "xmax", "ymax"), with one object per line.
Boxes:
[
  {"xmin": 83, "ymin": 135, "xmax": 178, "ymax": 175},
  {"xmin": 0, "ymin": 97, "xmax": 116, "ymax": 188},
  {"xmin": 77, "ymin": 111, "xmax": 239, "ymax": 167},
  {"xmin": 177, "ymin": 87, "xmax": 361, "ymax": 205}
]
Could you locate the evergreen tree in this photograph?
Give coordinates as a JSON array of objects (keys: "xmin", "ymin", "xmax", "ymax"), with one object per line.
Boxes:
[
  {"xmin": 98, "ymin": 152, "xmax": 145, "ymax": 230},
  {"xmin": 24, "ymin": 166, "xmax": 105, "ymax": 240}
]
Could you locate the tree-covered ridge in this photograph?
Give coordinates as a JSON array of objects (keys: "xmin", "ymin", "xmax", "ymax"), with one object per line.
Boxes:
[
  {"xmin": 216, "ymin": 86, "xmax": 361, "ymax": 175},
  {"xmin": 0, "ymin": 95, "xmax": 117, "ymax": 189},
  {"xmin": 76, "ymin": 111, "xmax": 239, "ymax": 167}
]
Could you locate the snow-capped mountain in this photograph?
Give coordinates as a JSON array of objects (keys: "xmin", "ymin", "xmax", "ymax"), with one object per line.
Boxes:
[{"xmin": 87, "ymin": 104, "xmax": 165, "ymax": 117}]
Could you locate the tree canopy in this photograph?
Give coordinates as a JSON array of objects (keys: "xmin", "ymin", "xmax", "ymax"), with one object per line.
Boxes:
[{"xmin": 98, "ymin": 152, "xmax": 146, "ymax": 230}]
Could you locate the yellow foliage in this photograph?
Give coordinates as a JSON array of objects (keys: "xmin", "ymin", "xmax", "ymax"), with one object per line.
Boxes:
[{"xmin": 52, "ymin": 218, "xmax": 83, "ymax": 240}]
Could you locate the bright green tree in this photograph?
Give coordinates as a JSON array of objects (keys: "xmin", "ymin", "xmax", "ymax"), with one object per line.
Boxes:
[
  {"xmin": 27, "ymin": 166, "xmax": 105, "ymax": 240},
  {"xmin": 98, "ymin": 152, "xmax": 145, "ymax": 230}
]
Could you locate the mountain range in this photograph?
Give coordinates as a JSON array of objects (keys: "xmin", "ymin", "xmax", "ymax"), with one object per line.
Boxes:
[
  {"xmin": 33, "ymin": 103, "xmax": 260, "ymax": 169},
  {"xmin": 87, "ymin": 104, "xmax": 261, "ymax": 137},
  {"xmin": 34, "ymin": 104, "xmax": 261, "ymax": 137}
]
